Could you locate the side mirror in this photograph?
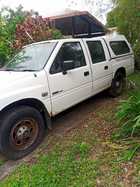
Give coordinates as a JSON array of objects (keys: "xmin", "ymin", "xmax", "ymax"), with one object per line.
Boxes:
[{"xmin": 62, "ymin": 60, "xmax": 74, "ymax": 75}]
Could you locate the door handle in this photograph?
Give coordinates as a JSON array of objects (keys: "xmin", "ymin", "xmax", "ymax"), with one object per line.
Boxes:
[
  {"xmin": 52, "ymin": 90, "xmax": 63, "ymax": 96},
  {"xmin": 104, "ymin": 66, "xmax": 109, "ymax": 70},
  {"xmin": 84, "ymin": 71, "xmax": 90, "ymax": 76}
]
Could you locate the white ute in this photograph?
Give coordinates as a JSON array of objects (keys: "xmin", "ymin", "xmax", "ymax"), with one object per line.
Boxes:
[{"xmin": 0, "ymin": 34, "xmax": 134, "ymax": 159}]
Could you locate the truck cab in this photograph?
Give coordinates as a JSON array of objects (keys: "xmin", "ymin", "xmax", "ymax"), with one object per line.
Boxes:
[{"xmin": 0, "ymin": 34, "xmax": 134, "ymax": 160}]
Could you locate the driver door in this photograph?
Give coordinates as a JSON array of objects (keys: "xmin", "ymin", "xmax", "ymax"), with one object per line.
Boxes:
[{"xmin": 47, "ymin": 41, "xmax": 92, "ymax": 115}]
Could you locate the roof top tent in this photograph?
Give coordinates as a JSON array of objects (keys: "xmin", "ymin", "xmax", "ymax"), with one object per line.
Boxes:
[{"xmin": 48, "ymin": 10, "xmax": 107, "ymax": 38}]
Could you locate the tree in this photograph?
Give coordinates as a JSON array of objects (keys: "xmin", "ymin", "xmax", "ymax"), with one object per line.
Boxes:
[
  {"xmin": 106, "ymin": 7, "xmax": 118, "ymax": 27},
  {"xmin": 13, "ymin": 16, "xmax": 62, "ymax": 49},
  {"xmin": 0, "ymin": 5, "xmax": 62, "ymax": 66},
  {"xmin": 107, "ymin": 0, "xmax": 140, "ymax": 68},
  {"xmin": 0, "ymin": 5, "xmax": 30, "ymax": 61}
]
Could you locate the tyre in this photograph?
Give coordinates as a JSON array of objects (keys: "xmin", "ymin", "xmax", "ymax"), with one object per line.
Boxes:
[
  {"xmin": 109, "ymin": 71, "xmax": 126, "ymax": 97},
  {"xmin": 0, "ymin": 106, "xmax": 45, "ymax": 160}
]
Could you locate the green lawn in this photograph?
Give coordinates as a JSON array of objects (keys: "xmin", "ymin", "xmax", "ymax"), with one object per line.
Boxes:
[{"xmin": 1, "ymin": 71, "xmax": 140, "ymax": 187}]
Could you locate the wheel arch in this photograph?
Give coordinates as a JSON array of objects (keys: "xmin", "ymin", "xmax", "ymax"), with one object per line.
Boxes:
[
  {"xmin": 0, "ymin": 98, "xmax": 52, "ymax": 129},
  {"xmin": 114, "ymin": 67, "xmax": 126, "ymax": 78}
]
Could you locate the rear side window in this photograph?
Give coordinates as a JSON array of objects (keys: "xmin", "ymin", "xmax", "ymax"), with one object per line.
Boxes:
[
  {"xmin": 110, "ymin": 41, "xmax": 130, "ymax": 56},
  {"xmin": 87, "ymin": 41, "xmax": 106, "ymax": 64}
]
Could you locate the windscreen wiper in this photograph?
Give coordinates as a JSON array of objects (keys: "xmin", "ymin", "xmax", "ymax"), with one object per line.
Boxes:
[
  {"xmin": 19, "ymin": 69, "xmax": 37, "ymax": 72},
  {"xmin": 0, "ymin": 68, "xmax": 37, "ymax": 72},
  {"xmin": 0, "ymin": 68, "xmax": 18, "ymax": 71}
]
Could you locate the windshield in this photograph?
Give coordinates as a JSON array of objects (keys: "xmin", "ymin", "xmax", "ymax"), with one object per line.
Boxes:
[{"xmin": 4, "ymin": 42, "xmax": 57, "ymax": 71}]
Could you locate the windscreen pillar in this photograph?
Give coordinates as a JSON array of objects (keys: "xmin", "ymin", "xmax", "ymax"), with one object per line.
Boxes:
[{"xmin": 72, "ymin": 16, "xmax": 76, "ymax": 38}]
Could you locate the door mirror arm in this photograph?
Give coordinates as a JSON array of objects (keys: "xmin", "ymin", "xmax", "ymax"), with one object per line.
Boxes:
[{"xmin": 62, "ymin": 70, "xmax": 67, "ymax": 75}]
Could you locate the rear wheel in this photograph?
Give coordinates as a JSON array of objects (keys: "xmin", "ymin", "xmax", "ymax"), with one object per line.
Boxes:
[
  {"xmin": 0, "ymin": 106, "xmax": 45, "ymax": 160},
  {"xmin": 109, "ymin": 71, "xmax": 126, "ymax": 97}
]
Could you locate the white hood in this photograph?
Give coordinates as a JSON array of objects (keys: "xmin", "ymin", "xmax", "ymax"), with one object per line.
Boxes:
[
  {"xmin": 0, "ymin": 71, "xmax": 34, "ymax": 88},
  {"xmin": 0, "ymin": 70, "xmax": 50, "ymax": 111}
]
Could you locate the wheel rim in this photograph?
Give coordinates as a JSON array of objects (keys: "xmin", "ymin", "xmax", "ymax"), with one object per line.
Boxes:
[
  {"xmin": 116, "ymin": 80, "xmax": 121, "ymax": 88},
  {"xmin": 10, "ymin": 118, "xmax": 39, "ymax": 150}
]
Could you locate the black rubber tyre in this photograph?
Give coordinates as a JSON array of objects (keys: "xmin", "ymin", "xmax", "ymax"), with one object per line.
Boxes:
[
  {"xmin": 0, "ymin": 106, "xmax": 45, "ymax": 160},
  {"xmin": 109, "ymin": 71, "xmax": 126, "ymax": 97}
]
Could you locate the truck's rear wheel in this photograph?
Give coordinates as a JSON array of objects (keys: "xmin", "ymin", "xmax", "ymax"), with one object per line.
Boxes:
[
  {"xmin": 109, "ymin": 71, "xmax": 126, "ymax": 97},
  {"xmin": 0, "ymin": 106, "xmax": 45, "ymax": 160}
]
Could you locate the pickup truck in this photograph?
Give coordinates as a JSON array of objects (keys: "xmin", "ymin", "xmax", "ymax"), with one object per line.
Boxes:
[{"xmin": 0, "ymin": 34, "xmax": 134, "ymax": 160}]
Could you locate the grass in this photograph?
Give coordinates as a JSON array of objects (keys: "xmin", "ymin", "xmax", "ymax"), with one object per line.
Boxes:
[
  {"xmin": 1, "ymin": 144, "xmax": 100, "ymax": 187},
  {"xmin": 128, "ymin": 71, "xmax": 140, "ymax": 84},
  {"xmin": 1, "ymin": 71, "xmax": 140, "ymax": 186}
]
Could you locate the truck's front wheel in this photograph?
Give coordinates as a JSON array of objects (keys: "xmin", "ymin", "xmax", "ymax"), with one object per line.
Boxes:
[{"xmin": 0, "ymin": 106, "xmax": 45, "ymax": 160}]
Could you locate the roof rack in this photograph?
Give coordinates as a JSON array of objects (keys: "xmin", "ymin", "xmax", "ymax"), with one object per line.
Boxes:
[{"xmin": 48, "ymin": 11, "xmax": 107, "ymax": 38}]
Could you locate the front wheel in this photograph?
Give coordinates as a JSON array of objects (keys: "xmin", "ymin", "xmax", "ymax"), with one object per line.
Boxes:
[
  {"xmin": 0, "ymin": 106, "xmax": 45, "ymax": 160},
  {"xmin": 109, "ymin": 71, "xmax": 126, "ymax": 97}
]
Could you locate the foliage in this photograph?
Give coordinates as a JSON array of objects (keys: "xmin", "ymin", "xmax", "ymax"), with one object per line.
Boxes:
[
  {"xmin": 0, "ymin": 5, "xmax": 62, "ymax": 66},
  {"xmin": 134, "ymin": 42, "xmax": 140, "ymax": 69},
  {"xmin": 112, "ymin": 73, "xmax": 140, "ymax": 161},
  {"xmin": 107, "ymin": 0, "xmax": 140, "ymax": 43},
  {"xmin": 106, "ymin": 7, "xmax": 118, "ymax": 28},
  {"xmin": 117, "ymin": 143, "xmax": 140, "ymax": 162},
  {"xmin": 115, "ymin": 91, "xmax": 140, "ymax": 138},
  {"xmin": 13, "ymin": 16, "xmax": 62, "ymax": 49},
  {"xmin": 107, "ymin": 0, "xmax": 140, "ymax": 68},
  {"xmin": 0, "ymin": 5, "xmax": 30, "ymax": 62}
]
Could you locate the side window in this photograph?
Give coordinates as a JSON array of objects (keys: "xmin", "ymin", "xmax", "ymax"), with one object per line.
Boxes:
[
  {"xmin": 87, "ymin": 41, "xmax": 106, "ymax": 64},
  {"xmin": 50, "ymin": 42, "xmax": 86, "ymax": 74},
  {"xmin": 110, "ymin": 41, "xmax": 130, "ymax": 56}
]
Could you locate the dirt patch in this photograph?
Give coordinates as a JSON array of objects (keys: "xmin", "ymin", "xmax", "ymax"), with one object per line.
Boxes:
[{"xmin": 51, "ymin": 92, "xmax": 117, "ymax": 135}]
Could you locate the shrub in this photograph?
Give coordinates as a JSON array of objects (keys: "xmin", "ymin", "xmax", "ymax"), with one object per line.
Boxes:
[
  {"xmin": 0, "ymin": 6, "xmax": 31, "ymax": 64},
  {"xmin": 13, "ymin": 16, "xmax": 62, "ymax": 49},
  {"xmin": 116, "ymin": 91, "xmax": 140, "ymax": 138},
  {"xmin": 0, "ymin": 6, "xmax": 63, "ymax": 66},
  {"xmin": 107, "ymin": 0, "xmax": 140, "ymax": 70},
  {"xmin": 133, "ymin": 42, "xmax": 140, "ymax": 70}
]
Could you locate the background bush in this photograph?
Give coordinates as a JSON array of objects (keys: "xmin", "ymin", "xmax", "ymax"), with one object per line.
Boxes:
[
  {"xmin": 0, "ymin": 6, "xmax": 29, "ymax": 63},
  {"xmin": 115, "ymin": 91, "xmax": 140, "ymax": 139},
  {"xmin": 13, "ymin": 16, "xmax": 62, "ymax": 49},
  {"xmin": 107, "ymin": 0, "xmax": 140, "ymax": 69},
  {"xmin": 0, "ymin": 5, "xmax": 62, "ymax": 67}
]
